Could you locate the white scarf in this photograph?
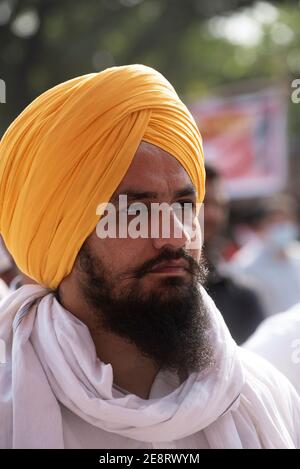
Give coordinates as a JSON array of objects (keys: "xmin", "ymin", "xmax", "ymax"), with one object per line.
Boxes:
[{"xmin": 0, "ymin": 284, "xmax": 299, "ymax": 448}]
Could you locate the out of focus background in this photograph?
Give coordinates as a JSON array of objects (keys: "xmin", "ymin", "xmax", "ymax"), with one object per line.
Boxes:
[{"xmin": 1, "ymin": 0, "xmax": 300, "ymax": 342}]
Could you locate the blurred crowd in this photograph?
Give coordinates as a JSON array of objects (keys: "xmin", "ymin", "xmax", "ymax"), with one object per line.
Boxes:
[{"xmin": 202, "ymin": 164, "xmax": 300, "ymax": 344}]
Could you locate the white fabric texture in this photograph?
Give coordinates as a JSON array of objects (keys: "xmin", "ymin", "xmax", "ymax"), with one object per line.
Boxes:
[
  {"xmin": 230, "ymin": 241, "xmax": 300, "ymax": 317},
  {"xmin": 0, "ymin": 279, "xmax": 9, "ymax": 302},
  {"xmin": 0, "ymin": 284, "xmax": 300, "ymax": 449},
  {"xmin": 245, "ymin": 304, "xmax": 300, "ymax": 395}
]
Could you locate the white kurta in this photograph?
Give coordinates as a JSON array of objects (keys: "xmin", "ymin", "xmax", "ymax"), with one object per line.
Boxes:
[
  {"xmin": 230, "ymin": 242, "xmax": 300, "ymax": 317},
  {"xmin": 0, "ymin": 285, "xmax": 300, "ymax": 449},
  {"xmin": 245, "ymin": 304, "xmax": 300, "ymax": 396}
]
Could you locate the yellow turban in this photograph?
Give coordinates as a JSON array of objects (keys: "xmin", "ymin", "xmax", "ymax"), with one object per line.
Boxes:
[{"xmin": 0, "ymin": 64, "xmax": 205, "ymax": 289}]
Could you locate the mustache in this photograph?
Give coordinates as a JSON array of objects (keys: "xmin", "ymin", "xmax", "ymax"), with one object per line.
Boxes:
[{"xmin": 122, "ymin": 248, "xmax": 204, "ymax": 280}]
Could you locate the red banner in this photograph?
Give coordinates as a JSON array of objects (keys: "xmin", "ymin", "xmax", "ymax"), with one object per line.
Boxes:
[{"xmin": 191, "ymin": 87, "xmax": 288, "ymax": 198}]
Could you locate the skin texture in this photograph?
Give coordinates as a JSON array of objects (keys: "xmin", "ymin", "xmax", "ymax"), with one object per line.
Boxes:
[{"xmin": 58, "ymin": 142, "xmax": 212, "ymax": 399}]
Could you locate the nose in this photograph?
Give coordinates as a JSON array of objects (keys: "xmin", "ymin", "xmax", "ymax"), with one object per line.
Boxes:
[{"xmin": 151, "ymin": 205, "xmax": 192, "ymax": 251}]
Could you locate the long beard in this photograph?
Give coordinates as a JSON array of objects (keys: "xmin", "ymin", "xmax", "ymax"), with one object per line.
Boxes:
[{"xmin": 75, "ymin": 243, "xmax": 214, "ymax": 374}]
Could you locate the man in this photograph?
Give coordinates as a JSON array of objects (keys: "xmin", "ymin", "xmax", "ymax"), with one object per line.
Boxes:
[
  {"xmin": 203, "ymin": 165, "xmax": 265, "ymax": 344},
  {"xmin": 230, "ymin": 195, "xmax": 300, "ymax": 316},
  {"xmin": 0, "ymin": 65, "xmax": 299, "ymax": 449}
]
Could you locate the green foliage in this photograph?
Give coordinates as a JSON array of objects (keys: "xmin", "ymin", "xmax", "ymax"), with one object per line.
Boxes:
[{"xmin": 1, "ymin": 0, "xmax": 300, "ymax": 139}]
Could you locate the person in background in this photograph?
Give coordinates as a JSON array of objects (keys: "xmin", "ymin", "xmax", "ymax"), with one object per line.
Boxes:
[
  {"xmin": 203, "ymin": 165, "xmax": 265, "ymax": 344},
  {"xmin": 244, "ymin": 302, "xmax": 300, "ymax": 395},
  {"xmin": 230, "ymin": 195, "xmax": 300, "ymax": 317}
]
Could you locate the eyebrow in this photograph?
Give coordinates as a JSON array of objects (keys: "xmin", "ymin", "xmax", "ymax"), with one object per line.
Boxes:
[{"xmin": 111, "ymin": 184, "xmax": 197, "ymax": 204}]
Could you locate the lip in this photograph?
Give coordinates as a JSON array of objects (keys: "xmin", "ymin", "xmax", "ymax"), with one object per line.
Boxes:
[{"xmin": 148, "ymin": 260, "xmax": 188, "ymax": 274}]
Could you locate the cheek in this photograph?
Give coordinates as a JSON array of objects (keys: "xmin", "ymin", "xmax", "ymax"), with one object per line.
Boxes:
[
  {"xmin": 97, "ymin": 236, "xmax": 152, "ymax": 272},
  {"xmin": 187, "ymin": 219, "xmax": 202, "ymax": 262},
  {"xmin": 189, "ymin": 247, "xmax": 201, "ymax": 264}
]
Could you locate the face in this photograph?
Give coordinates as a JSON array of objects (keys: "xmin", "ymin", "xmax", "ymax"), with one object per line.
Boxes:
[
  {"xmin": 88, "ymin": 141, "xmax": 203, "ymax": 297},
  {"xmin": 67, "ymin": 142, "xmax": 213, "ymax": 373},
  {"xmin": 263, "ymin": 211, "xmax": 297, "ymax": 231},
  {"xmin": 261, "ymin": 211, "xmax": 299, "ymax": 249}
]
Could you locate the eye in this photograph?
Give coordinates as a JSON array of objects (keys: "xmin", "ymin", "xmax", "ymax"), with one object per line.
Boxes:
[{"xmin": 174, "ymin": 200, "xmax": 196, "ymax": 211}]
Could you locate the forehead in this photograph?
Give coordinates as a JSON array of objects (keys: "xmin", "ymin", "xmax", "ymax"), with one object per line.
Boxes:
[{"xmin": 115, "ymin": 142, "xmax": 193, "ymax": 195}]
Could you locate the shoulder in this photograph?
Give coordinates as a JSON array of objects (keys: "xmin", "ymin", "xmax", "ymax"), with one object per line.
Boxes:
[
  {"xmin": 240, "ymin": 346, "xmax": 298, "ymax": 393},
  {"xmin": 245, "ymin": 305, "xmax": 300, "ymax": 354},
  {"xmin": 239, "ymin": 347, "xmax": 300, "ymax": 447},
  {"xmin": 244, "ymin": 306, "xmax": 300, "ymax": 394}
]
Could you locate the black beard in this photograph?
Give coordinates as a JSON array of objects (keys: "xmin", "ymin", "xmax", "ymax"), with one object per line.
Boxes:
[{"xmin": 73, "ymin": 242, "xmax": 214, "ymax": 375}]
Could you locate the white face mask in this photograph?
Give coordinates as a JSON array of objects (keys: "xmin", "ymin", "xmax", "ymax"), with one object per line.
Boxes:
[{"xmin": 266, "ymin": 222, "xmax": 299, "ymax": 249}]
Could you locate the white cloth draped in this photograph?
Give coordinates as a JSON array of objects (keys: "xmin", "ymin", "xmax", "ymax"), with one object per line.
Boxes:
[
  {"xmin": 0, "ymin": 284, "xmax": 299, "ymax": 448},
  {"xmin": 245, "ymin": 304, "xmax": 300, "ymax": 395}
]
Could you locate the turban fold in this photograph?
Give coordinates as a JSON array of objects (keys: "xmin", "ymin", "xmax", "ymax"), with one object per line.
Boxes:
[{"xmin": 0, "ymin": 64, "xmax": 205, "ymax": 288}]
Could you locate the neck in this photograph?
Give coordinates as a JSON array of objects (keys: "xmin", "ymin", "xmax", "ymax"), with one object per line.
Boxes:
[
  {"xmin": 57, "ymin": 283, "xmax": 159, "ymax": 399},
  {"xmin": 90, "ymin": 328, "xmax": 159, "ymax": 399}
]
